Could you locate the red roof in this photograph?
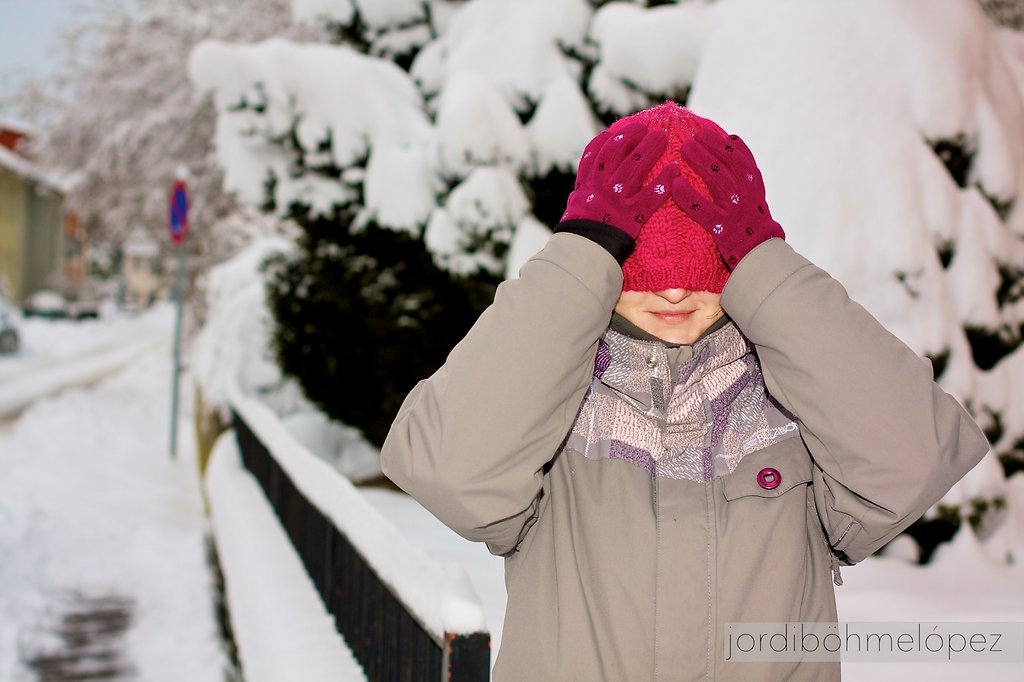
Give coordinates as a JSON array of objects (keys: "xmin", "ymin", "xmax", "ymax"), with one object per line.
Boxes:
[{"xmin": 0, "ymin": 126, "xmax": 29, "ymax": 156}]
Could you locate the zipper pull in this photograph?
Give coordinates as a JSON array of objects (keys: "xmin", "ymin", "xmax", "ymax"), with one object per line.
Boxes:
[{"xmin": 830, "ymin": 550, "xmax": 844, "ymax": 587}]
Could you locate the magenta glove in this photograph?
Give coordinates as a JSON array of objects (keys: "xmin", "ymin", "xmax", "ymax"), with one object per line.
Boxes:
[
  {"xmin": 671, "ymin": 128, "xmax": 785, "ymax": 269},
  {"xmin": 561, "ymin": 122, "xmax": 677, "ymax": 239}
]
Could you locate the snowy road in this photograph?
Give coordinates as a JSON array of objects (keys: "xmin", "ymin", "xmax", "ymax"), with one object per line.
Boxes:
[
  {"xmin": 0, "ymin": 340, "xmax": 229, "ymax": 681},
  {"xmin": 0, "ymin": 308, "xmax": 173, "ymax": 420}
]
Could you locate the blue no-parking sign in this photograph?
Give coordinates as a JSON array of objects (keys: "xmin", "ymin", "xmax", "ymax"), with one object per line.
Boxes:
[{"xmin": 168, "ymin": 180, "xmax": 189, "ymax": 245}]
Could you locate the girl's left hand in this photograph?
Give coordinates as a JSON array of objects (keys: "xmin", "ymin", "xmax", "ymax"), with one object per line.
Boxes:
[{"xmin": 671, "ymin": 128, "xmax": 785, "ymax": 269}]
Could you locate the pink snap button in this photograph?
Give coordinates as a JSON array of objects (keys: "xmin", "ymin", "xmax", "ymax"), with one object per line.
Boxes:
[{"xmin": 757, "ymin": 467, "xmax": 781, "ymax": 490}]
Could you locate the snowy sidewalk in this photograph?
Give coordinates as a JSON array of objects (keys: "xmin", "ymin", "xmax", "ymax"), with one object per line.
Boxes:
[{"xmin": 0, "ymin": 345, "xmax": 229, "ymax": 681}]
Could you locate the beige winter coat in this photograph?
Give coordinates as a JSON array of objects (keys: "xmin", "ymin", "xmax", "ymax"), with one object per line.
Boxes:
[{"xmin": 381, "ymin": 234, "xmax": 988, "ymax": 681}]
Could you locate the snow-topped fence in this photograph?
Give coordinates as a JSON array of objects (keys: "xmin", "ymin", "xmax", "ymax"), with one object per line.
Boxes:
[{"xmin": 224, "ymin": 388, "xmax": 491, "ymax": 681}]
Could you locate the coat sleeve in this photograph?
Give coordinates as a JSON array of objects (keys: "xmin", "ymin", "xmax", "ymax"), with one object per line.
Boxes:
[
  {"xmin": 380, "ymin": 233, "xmax": 622, "ymax": 555},
  {"xmin": 722, "ymin": 239, "xmax": 990, "ymax": 565}
]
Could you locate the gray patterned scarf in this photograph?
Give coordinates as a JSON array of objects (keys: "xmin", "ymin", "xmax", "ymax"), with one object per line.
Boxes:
[{"xmin": 564, "ymin": 320, "xmax": 799, "ymax": 481}]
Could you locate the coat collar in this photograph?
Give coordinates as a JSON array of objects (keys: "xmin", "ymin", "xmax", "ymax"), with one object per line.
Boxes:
[{"xmin": 597, "ymin": 318, "xmax": 752, "ymax": 413}]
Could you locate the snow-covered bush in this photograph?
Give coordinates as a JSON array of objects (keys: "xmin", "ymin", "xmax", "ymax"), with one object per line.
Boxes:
[
  {"xmin": 192, "ymin": 0, "xmax": 1024, "ymax": 562},
  {"xmin": 261, "ymin": 214, "xmax": 497, "ymax": 448},
  {"xmin": 193, "ymin": 228, "xmax": 396, "ymax": 481},
  {"xmin": 191, "ymin": 235, "xmax": 303, "ymax": 414}
]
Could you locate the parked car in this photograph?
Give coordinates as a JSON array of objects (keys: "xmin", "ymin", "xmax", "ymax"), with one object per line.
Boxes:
[
  {"xmin": 0, "ymin": 310, "xmax": 19, "ymax": 354},
  {"xmin": 66, "ymin": 299, "xmax": 101, "ymax": 320},
  {"xmin": 21, "ymin": 290, "xmax": 101, "ymax": 320},
  {"xmin": 23, "ymin": 290, "xmax": 68, "ymax": 319}
]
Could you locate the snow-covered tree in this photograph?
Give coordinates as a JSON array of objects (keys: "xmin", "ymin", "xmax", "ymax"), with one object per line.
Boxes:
[
  {"xmin": 193, "ymin": 0, "xmax": 1024, "ymax": 563},
  {"xmin": 22, "ymin": 0, "xmax": 325, "ymax": 295}
]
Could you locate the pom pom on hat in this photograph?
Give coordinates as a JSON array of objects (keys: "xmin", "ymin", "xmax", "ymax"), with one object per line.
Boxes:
[{"xmin": 609, "ymin": 102, "xmax": 730, "ymax": 294}]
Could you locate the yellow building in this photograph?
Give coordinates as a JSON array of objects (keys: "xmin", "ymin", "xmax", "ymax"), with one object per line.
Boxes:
[{"xmin": 0, "ymin": 122, "xmax": 78, "ymax": 304}]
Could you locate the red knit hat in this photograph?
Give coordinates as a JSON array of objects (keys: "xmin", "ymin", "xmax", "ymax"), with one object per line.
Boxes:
[{"xmin": 609, "ymin": 102, "xmax": 730, "ymax": 293}]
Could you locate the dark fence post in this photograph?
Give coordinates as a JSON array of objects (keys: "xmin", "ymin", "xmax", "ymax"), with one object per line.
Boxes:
[
  {"xmin": 444, "ymin": 633, "xmax": 491, "ymax": 682},
  {"xmin": 229, "ymin": 408, "xmax": 490, "ymax": 682}
]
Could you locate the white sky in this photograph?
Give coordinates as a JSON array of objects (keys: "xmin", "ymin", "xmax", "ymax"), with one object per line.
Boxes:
[{"xmin": 0, "ymin": 0, "xmax": 91, "ymax": 119}]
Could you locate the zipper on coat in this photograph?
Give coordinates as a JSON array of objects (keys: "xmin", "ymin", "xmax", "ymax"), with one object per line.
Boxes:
[
  {"xmin": 831, "ymin": 521, "xmax": 852, "ymax": 585},
  {"xmin": 808, "ymin": 489, "xmax": 844, "ymax": 586},
  {"xmin": 652, "ymin": 472, "xmax": 662, "ymax": 680},
  {"xmin": 829, "ymin": 550, "xmax": 844, "ymax": 586},
  {"xmin": 704, "ymin": 482, "xmax": 716, "ymax": 681}
]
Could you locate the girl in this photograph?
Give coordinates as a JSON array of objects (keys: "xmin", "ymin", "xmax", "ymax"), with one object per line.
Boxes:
[{"xmin": 381, "ymin": 102, "xmax": 988, "ymax": 681}]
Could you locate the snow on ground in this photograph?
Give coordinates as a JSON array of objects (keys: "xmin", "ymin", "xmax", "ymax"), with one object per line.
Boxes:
[
  {"xmin": 280, "ymin": 410, "xmax": 382, "ymax": 483},
  {"xmin": 0, "ymin": 305, "xmax": 174, "ymax": 418},
  {"xmin": 0, "ymin": 305, "xmax": 164, "ymax": 378},
  {"xmin": 360, "ymin": 488, "xmax": 507, "ymax": 655},
  {"xmin": 838, "ymin": 527, "xmax": 1024, "ymax": 680},
  {"xmin": 0, "ymin": 324, "xmax": 228, "ymax": 680}
]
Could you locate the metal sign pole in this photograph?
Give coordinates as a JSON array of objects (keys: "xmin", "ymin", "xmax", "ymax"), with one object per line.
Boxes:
[
  {"xmin": 170, "ymin": 244, "xmax": 185, "ymax": 458},
  {"xmin": 168, "ymin": 174, "xmax": 189, "ymax": 459}
]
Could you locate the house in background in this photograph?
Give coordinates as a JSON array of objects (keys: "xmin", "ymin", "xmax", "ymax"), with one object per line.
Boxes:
[
  {"xmin": 121, "ymin": 226, "xmax": 161, "ymax": 309},
  {"xmin": 0, "ymin": 119, "xmax": 85, "ymax": 304}
]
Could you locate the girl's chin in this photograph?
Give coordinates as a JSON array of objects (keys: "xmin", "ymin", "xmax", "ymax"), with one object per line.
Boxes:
[{"xmin": 649, "ymin": 326, "xmax": 699, "ymax": 345}]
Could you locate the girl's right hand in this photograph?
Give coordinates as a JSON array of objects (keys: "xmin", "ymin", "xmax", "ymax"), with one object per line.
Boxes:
[{"xmin": 560, "ymin": 122, "xmax": 677, "ymax": 239}]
